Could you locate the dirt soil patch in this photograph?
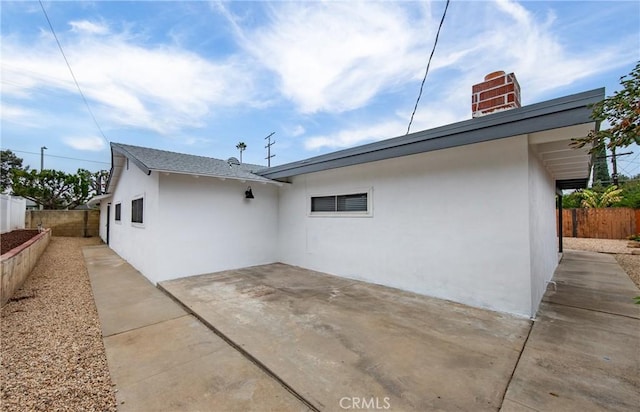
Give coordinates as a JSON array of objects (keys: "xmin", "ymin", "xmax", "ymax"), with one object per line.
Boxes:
[
  {"xmin": 1, "ymin": 237, "xmax": 117, "ymax": 411},
  {"xmin": 1, "ymin": 229, "xmax": 40, "ymax": 255},
  {"xmin": 563, "ymin": 237, "xmax": 640, "ymax": 289}
]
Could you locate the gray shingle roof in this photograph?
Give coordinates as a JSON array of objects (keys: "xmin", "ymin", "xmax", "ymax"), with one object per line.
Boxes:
[{"xmin": 111, "ymin": 143, "xmax": 276, "ymax": 184}]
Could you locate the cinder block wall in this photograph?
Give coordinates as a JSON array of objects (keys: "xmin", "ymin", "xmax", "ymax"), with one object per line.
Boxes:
[{"xmin": 25, "ymin": 210, "xmax": 100, "ymax": 237}]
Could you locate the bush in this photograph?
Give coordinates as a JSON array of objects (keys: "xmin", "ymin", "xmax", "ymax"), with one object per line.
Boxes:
[
  {"xmin": 560, "ymin": 191, "xmax": 583, "ymax": 208},
  {"xmin": 614, "ymin": 180, "xmax": 640, "ymax": 209}
]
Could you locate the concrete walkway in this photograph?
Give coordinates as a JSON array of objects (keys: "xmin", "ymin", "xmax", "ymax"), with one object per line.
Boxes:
[
  {"xmin": 84, "ymin": 246, "xmax": 639, "ymax": 411},
  {"xmin": 501, "ymin": 250, "xmax": 640, "ymax": 411},
  {"xmin": 82, "ymin": 245, "xmax": 309, "ymax": 412}
]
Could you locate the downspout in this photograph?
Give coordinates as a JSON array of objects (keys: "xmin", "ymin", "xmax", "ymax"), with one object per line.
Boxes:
[{"xmin": 556, "ymin": 186, "xmax": 563, "ymax": 254}]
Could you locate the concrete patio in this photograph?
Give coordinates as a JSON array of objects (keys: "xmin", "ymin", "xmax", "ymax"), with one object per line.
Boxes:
[
  {"xmin": 84, "ymin": 246, "xmax": 639, "ymax": 411},
  {"xmin": 160, "ymin": 264, "xmax": 531, "ymax": 411}
]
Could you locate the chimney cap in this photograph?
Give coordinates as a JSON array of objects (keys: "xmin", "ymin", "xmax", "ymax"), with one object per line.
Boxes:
[{"xmin": 484, "ymin": 71, "xmax": 506, "ymax": 81}]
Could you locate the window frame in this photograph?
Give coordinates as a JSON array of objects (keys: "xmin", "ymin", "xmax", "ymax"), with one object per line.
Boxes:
[
  {"xmin": 114, "ymin": 202, "xmax": 122, "ymax": 223},
  {"xmin": 131, "ymin": 195, "xmax": 144, "ymax": 227},
  {"xmin": 308, "ymin": 188, "xmax": 373, "ymax": 218}
]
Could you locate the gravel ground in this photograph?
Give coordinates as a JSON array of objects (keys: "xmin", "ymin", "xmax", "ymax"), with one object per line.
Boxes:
[
  {"xmin": 1, "ymin": 237, "xmax": 117, "ymax": 412},
  {"xmin": 563, "ymin": 237, "xmax": 640, "ymax": 290}
]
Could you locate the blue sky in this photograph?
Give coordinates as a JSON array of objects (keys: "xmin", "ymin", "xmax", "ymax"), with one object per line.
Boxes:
[{"xmin": 2, "ymin": 0, "xmax": 639, "ymax": 177}]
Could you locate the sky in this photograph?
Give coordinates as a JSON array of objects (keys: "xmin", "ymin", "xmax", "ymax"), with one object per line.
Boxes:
[{"xmin": 1, "ymin": 0, "xmax": 639, "ymax": 178}]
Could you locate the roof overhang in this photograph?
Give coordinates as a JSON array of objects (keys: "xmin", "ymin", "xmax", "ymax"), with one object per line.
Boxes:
[
  {"xmin": 153, "ymin": 169, "xmax": 284, "ymax": 186},
  {"xmin": 87, "ymin": 193, "xmax": 112, "ymax": 208},
  {"xmin": 556, "ymin": 179, "xmax": 589, "ymax": 191},
  {"xmin": 528, "ymin": 123, "xmax": 596, "ymax": 190},
  {"xmin": 105, "ymin": 149, "xmax": 127, "ymax": 194},
  {"xmin": 258, "ymin": 88, "xmax": 604, "ymax": 181}
]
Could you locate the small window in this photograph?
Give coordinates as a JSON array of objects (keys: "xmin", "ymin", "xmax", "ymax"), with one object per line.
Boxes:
[
  {"xmin": 337, "ymin": 193, "xmax": 367, "ymax": 212},
  {"xmin": 131, "ymin": 198, "xmax": 144, "ymax": 224},
  {"xmin": 311, "ymin": 196, "xmax": 336, "ymax": 212},
  {"xmin": 311, "ymin": 193, "xmax": 368, "ymax": 213},
  {"xmin": 114, "ymin": 203, "xmax": 121, "ymax": 221}
]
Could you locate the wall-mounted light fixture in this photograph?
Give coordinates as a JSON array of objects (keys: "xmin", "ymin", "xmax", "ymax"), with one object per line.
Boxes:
[{"xmin": 245, "ymin": 186, "xmax": 255, "ymax": 199}]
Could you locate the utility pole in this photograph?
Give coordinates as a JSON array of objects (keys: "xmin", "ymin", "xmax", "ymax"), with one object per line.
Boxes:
[
  {"xmin": 264, "ymin": 132, "xmax": 275, "ymax": 167},
  {"xmin": 598, "ymin": 148, "xmax": 632, "ymax": 186},
  {"xmin": 40, "ymin": 146, "xmax": 47, "ymax": 171},
  {"xmin": 40, "ymin": 146, "xmax": 47, "ymax": 210},
  {"xmin": 611, "ymin": 147, "xmax": 618, "ymax": 186}
]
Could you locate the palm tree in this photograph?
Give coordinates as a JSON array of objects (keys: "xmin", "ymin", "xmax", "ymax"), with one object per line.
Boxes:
[
  {"xmin": 236, "ymin": 142, "xmax": 247, "ymax": 163},
  {"xmin": 580, "ymin": 185, "xmax": 623, "ymax": 208}
]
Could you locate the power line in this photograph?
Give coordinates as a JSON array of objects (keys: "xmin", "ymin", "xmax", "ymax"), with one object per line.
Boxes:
[
  {"xmin": 8, "ymin": 149, "xmax": 110, "ymax": 165},
  {"xmin": 622, "ymin": 150, "xmax": 640, "ymax": 166},
  {"xmin": 406, "ymin": 0, "xmax": 451, "ymax": 135},
  {"xmin": 38, "ymin": 0, "xmax": 110, "ymax": 146}
]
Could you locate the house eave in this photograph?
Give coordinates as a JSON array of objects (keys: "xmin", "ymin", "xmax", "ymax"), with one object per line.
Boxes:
[
  {"xmin": 111, "ymin": 143, "xmax": 152, "ymax": 175},
  {"xmin": 155, "ymin": 169, "xmax": 284, "ymax": 186},
  {"xmin": 258, "ymin": 88, "xmax": 604, "ymax": 180},
  {"xmin": 87, "ymin": 193, "xmax": 113, "ymax": 208}
]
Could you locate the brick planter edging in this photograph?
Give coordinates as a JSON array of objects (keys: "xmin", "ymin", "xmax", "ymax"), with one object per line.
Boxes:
[{"xmin": 1, "ymin": 228, "xmax": 51, "ymax": 307}]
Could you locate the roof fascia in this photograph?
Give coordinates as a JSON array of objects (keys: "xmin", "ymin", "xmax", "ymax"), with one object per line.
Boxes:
[
  {"xmin": 110, "ymin": 143, "xmax": 152, "ymax": 175},
  {"xmin": 259, "ymin": 88, "xmax": 604, "ymax": 180},
  {"xmin": 155, "ymin": 169, "xmax": 284, "ymax": 186},
  {"xmin": 556, "ymin": 178, "xmax": 589, "ymax": 190}
]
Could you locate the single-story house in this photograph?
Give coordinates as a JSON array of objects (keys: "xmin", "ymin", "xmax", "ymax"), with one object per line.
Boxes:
[{"xmin": 94, "ymin": 72, "xmax": 603, "ymax": 318}]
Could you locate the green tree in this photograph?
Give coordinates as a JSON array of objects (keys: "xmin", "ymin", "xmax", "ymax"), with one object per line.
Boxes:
[
  {"xmin": 236, "ymin": 142, "xmax": 246, "ymax": 163},
  {"xmin": 572, "ymin": 62, "xmax": 640, "ymax": 153},
  {"xmin": 580, "ymin": 185, "xmax": 623, "ymax": 208},
  {"xmin": 0, "ymin": 150, "xmax": 28, "ymax": 193},
  {"xmin": 591, "ymin": 145, "xmax": 611, "ymax": 186},
  {"xmin": 11, "ymin": 168, "xmax": 105, "ymax": 210},
  {"xmin": 79, "ymin": 169, "xmax": 110, "ymax": 195},
  {"xmin": 614, "ymin": 176, "xmax": 640, "ymax": 208},
  {"xmin": 560, "ymin": 191, "xmax": 583, "ymax": 209}
]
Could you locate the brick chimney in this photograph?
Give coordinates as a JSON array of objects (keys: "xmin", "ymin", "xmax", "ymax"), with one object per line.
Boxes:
[{"xmin": 472, "ymin": 71, "xmax": 521, "ymax": 118}]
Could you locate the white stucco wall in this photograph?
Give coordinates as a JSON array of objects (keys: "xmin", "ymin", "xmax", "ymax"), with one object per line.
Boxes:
[
  {"xmin": 151, "ymin": 174, "xmax": 279, "ymax": 282},
  {"xmin": 100, "ymin": 160, "xmax": 161, "ymax": 281},
  {"xmin": 277, "ymin": 136, "xmax": 535, "ymax": 316},
  {"xmin": 527, "ymin": 147, "xmax": 558, "ymax": 316},
  {"xmin": 98, "ymin": 199, "xmax": 109, "ymax": 242}
]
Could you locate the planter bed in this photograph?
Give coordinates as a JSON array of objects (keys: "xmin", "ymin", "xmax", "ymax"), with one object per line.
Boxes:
[{"xmin": 1, "ymin": 228, "xmax": 51, "ymax": 306}]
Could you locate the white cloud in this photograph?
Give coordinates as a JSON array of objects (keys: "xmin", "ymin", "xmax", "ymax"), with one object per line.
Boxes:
[
  {"xmin": 290, "ymin": 125, "xmax": 305, "ymax": 137},
  {"xmin": 69, "ymin": 20, "xmax": 109, "ymax": 35},
  {"xmin": 305, "ymin": 120, "xmax": 402, "ymax": 150},
  {"xmin": 63, "ymin": 136, "xmax": 106, "ymax": 151},
  {"xmin": 3, "ymin": 0, "xmax": 636, "ymax": 158},
  {"xmin": 455, "ymin": 0, "xmax": 635, "ymax": 102},
  {"xmin": 0, "ymin": 102, "xmax": 37, "ymax": 125},
  {"xmin": 233, "ymin": 1, "xmax": 432, "ymax": 114},
  {"xmin": 304, "ymin": 104, "xmax": 461, "ymax": 151},
  {"xmin": 300, "ymin": 0, "xmax": 637, "ymax": 150},
  {"xmin": 1, "ymin": 28, "xmax": 259, "ymax": 135},
  {"xmin": 178, "ymin": 136, "xmax": 213, "ymax": 146}
]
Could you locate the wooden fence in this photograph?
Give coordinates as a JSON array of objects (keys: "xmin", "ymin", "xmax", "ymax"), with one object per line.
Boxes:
[{"xmin": 557, "ymin": 208, "xmax": 639, "ymax": 239}]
